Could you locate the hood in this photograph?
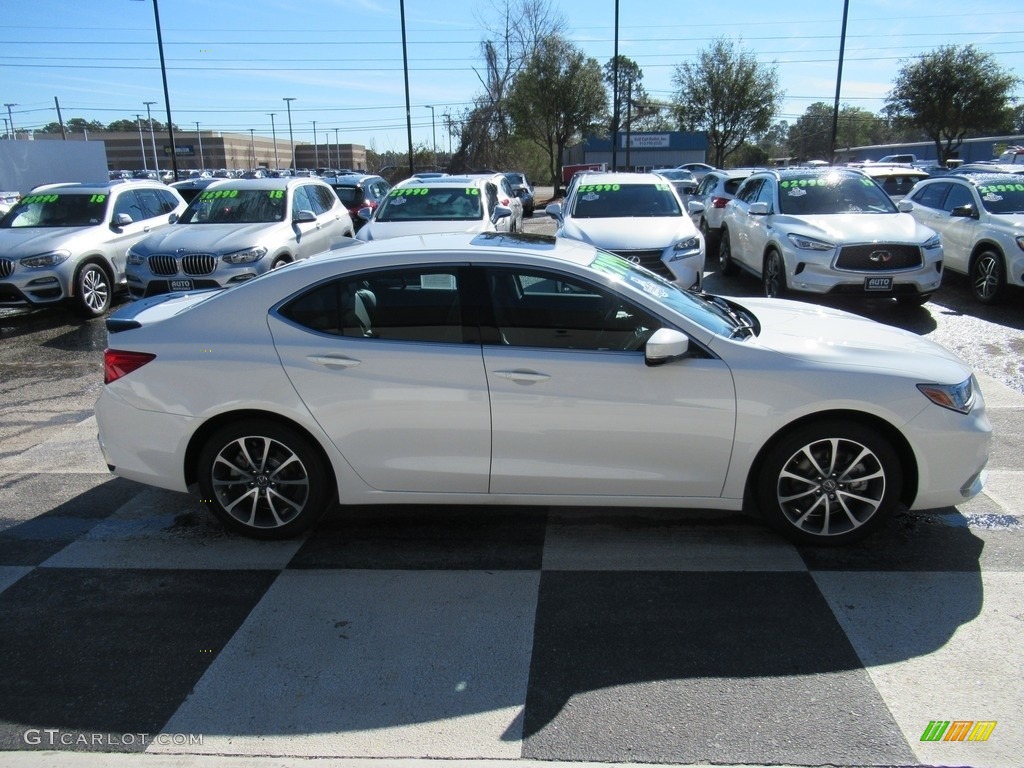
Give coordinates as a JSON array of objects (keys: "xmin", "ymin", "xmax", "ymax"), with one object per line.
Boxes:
[
  {"xmin": 129, "ymin": 222, "xmax": 291, "ymax": 255},
  {"xmin": 357, "ymin": 219, "xmax": 492, "ymax": 242},
  {"xmin": 560, "ymin": 216, "xmax": 698, "ymax": 250},
  {"xmin": 773, "ymin": 211, "xmax": 933, "ymax": 244},
  {"xmin": 735, "ymin": 297, "xmax": 970, "ymax": 381},
  {"xmin": 0, "ymin": 225, "xmax": 97, "ymax": 257}
]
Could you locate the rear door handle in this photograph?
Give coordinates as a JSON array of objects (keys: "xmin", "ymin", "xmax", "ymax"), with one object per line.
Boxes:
[
  {"xmin": 307, "ymin": 354, "xmax": 360, "ymax": 369},
  {"xmin": 494, "ymin": 369, "xmax": 550, "ymax": 384}
]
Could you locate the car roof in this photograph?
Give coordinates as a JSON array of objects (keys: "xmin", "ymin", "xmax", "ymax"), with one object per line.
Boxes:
[
  {"xmin": 942, "ymin": 172, "xmax": 1024, "ymax": 185},
  {"xmin": 30, "ymin": 180, "xmax": 162, "ymax": 193},
  {"xmin": 858, "ymin": 164, "xmax": 929, "ymax": 177},
  {"xmin": 325, "ymin": 173, "xmax": 383, "ymax": 185},
  {"xmin": 569, "ymin": 171, "xmax": 676, "ymax": 186},
  {"xmin": 393, "ymin": 175, "xmax": 493, "ymax": 189},
  {"xmin": 203, "ymin": 177, "xmax": 325, "ymax": 191},
  {"xmin": 765, "ymin": 167, "xmax": 866, "ymax": 180},
  {"xmin": 952, "ymin": 164, "xmax": 1024, "ymax": 175}
]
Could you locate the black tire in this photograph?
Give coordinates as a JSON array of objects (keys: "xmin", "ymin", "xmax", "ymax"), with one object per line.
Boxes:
[
  {"xmin": 197, "ymin": 420, "xmax": 331, "ymax": 539},
  {"xmin": 73, "ymin": 262, "xmax": 112, "ymax": 317},
  {"xmin": 270, "ymin": 255, "xmax": 291, "ymax": 269},
  {"xmin": 755, "ymin": 420, "xmax": 902, "ymax": 546},
  {"xmin": 700, "ymin": 218, "xmax": 718, "ymax": 253},
  {"xmin": 718, "ymin": 228, "xmax": 738, "ymax": 276},
  {"xmin": 762, "ymin": 250, "xmax": 788, "ymax": 299},
  {"xmin": 969, "ymin": 249, "xmax": 1006, "ymax": 304}
]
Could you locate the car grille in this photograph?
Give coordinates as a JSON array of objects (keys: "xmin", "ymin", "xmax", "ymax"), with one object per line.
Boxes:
[
  {"xmin": 835, "ymin": 244, "xmax": 922, "ymax": 272},
  {"xmin": 148, "ymin": 254, "xmax": 217, "ymax": 276},
  {"xmin": 607, "ymin": 248, "xmax": 672, "ymax": 279},
  {"xmin": 0, "ymin": 258, "xmax": 13, "ymax": 278}
]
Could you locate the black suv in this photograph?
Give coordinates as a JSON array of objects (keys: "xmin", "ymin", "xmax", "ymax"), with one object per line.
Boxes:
[{"xmin": 325, "ymin": 173, "xmax": 391, "ymax": 231}]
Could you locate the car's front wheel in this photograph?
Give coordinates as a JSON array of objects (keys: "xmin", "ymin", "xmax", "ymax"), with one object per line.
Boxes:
[
  {"xmin": 74, "ymin": 263, "xmax": 112, "ymax": 317},
  {"xmin": 755, "ymin": 420, "xmax": 902, "ymax": 546},
  {"xmin": 197, "ymin": 420, "xmax": 331, "ymax": 539},
  {"xmin": 970, "ymin": 248, "xmax": 1006, "ymax": 304},
  {"xmin": 762, "ymin": 250, "xmax": 788, "ymax": 298}
]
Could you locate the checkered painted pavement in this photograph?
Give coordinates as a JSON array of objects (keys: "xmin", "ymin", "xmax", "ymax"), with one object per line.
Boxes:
[{"xmin": 0, "ymin": 374, "xmax": 1022, "ymax": 768}]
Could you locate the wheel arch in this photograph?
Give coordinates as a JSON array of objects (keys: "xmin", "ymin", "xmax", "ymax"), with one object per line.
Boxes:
[
  {"xmin": 71, "ymin": 255, "xmax": 115, "ymax": 296},
  {"xmin": 743, "ymin": 408, "xmax": 919, "ymax": 512},
  {"xmin": 184, "ymin": 408, "xmax": 338, "ymax": 497},
  {"xmin": 968, "ymin": 239, "xmax": 1005, "ymax": 272}
]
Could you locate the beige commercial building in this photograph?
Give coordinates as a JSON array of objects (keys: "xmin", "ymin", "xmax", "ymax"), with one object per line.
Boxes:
[{"xmin": 32, "ymin": 131, "xmax": 367, "ymax": 174}]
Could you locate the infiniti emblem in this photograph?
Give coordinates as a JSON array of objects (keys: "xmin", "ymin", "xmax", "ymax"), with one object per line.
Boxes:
[
  {"xmin": 869, "ymin": 250, "xmax": 893, "ymax": 263},
  {"xmin": 627, "ymin": 255, "xmax": 641, "ymax": 264}
]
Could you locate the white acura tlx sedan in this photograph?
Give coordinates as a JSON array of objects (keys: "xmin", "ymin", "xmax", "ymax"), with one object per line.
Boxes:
[{"xmin": 95, "ymin": 232, "xmax": 991, "ymax": 545}]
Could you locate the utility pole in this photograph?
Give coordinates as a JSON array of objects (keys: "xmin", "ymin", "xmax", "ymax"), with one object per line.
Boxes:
[
  {"xmin": 312, "ymin": 120, "xmax": 319, "ymax": 169},
  {"xmin": 144, "ymin": 101, "xmax": 159, "ymax": 170},
  {"xmin": 283, "ymin": 98, "xmax": 296, "ymax": 170},
  {"xmin": 195, "ymin": 122, "xmax": 204, "ymax": 171},
  {"xmin": 3, "ymin": 103, "xmax": 16, "ymax": 139},
  {"xmin": 136, "ymin": 115, "xmax": 147, "ymax": 170},
  {"xmin": 268, "ymin": 113, "xmax": 279, "ymax": 169},
  {"xmin": 334, "ymin": 128, "xmax": 341, "ymax": 171}
]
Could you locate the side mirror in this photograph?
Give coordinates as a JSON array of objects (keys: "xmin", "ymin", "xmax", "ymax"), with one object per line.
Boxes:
[
  {"xmin": 687, "ymin": 200, "xmax": 705, "ymax": 215},
  {"xmin": 950, "ymin": 204, "xmax": 978, "ymax": 219},
  {"xmin": 168, "ymin": 212, "xmax": 179, "ymax": 224},
  {"xmin": 294, "ymin": 209, "xmax": 317, "ymax": 223},
  {"xmin": 491, "ymin": 204, "xmax": 512, "ymax": 223},
  {"xmin": 749, "ymin": 201, "xmax": 771, "ymax": 216},
  {"xmin": 113, "ymin": 213, "xmax": 133, "ymax": 227},
  {"xmin": 897, "ymin": 199, "xmax": 913, "ymax": 212},
  {"xmin": 545, "ymin": 202, "xmax": 564, "ymax": 222},
  {"xmin": 645, "ymin": 327, "xmax": 690, "ymax": 366},
  {"xmin": 357, "ymin": 207, "xmax": 373, "ymax": 222}
]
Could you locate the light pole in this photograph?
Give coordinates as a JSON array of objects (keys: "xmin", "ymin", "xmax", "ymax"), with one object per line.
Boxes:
[
  {"xmin": 312, "ymin": 120, "xmax": 318, "ymax": 169},
  {"xmin": 283, "ymin": 98, "xmax": 296, "ymax": 170},
  {"xmin": 133, "ymin": 0, "xmax": 179, "ymax": 178},
  {"xmin": 249, "ymin": 128, "xmax": 255, "ymax": 169},
  {"xmin": 144, "ymin": 100, "xmax": 159, "ymax": 170},
  {"xmin": 268, "ymin": 113, "xmax": 279, "ymax": 169},
  {"xmin": 4, "ymin": 103, "xmax": 17, "ymax": 140},
  {"xmin": 425, "ymin": 105, "xmax": 436, "ymax": 169},
  {"xmin": 195, "ymin": 122, "xmax": 204, "ymax": 171},
  {"xmin": 136, "ymin": 114, "xmax": 147, "ymax": 170},
  {"xmin": 334, "ymin": 127, "xmax": 340, "ymax": 170}
]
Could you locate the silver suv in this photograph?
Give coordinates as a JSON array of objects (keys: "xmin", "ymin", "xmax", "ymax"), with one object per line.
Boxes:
[
  {"xmin": 125, "ymin": 178, "xmax": 354, "ymax": 298},
  {"xmin": 0, "ymin": 181, "xmax": 186, "ymax": 316}
]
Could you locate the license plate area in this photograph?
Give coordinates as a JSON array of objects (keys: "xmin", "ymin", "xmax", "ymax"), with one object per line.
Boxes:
[
  {"xmin": 169, "ymin": 279, "xmax": 194, "ymax": 291},
  {"xmin": 864, "ymin": 276, "xmax": 893, "ymax": 292}
]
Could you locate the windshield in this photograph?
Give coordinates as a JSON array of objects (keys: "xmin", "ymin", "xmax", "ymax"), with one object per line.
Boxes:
[
  {"xmin": 777, "ymin": 174, "xmax": 897, "ymax": 215},
  {"xmin": 179, "ymin": 188, "xmax": 287, "ymax": 224},
  {"xmin": 0, "ymin": 192, "xmax": 108, "ymax": 228},
  {"xmin": 375, "ymin": 187, "xmax": 483, "ymax": 222},
  {"xmin": 976, "ymin": 181, "xmax": 1024, "ymax": 214},
  {"xmin": 571, "ymin": 182, "xmax": 682, "ymax": 218},
  {"xmin": 588, "ymin": 250, "xmax": 738, "ymax": 337}
]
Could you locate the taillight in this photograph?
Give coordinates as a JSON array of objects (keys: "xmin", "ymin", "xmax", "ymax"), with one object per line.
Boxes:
[
  {"xmin": 104, "ymin": 349, "xmax": 156, "ymax": 384},
  {"xmin": 711, "ymin": 196, "xmax": 730, "ymax": 209}
]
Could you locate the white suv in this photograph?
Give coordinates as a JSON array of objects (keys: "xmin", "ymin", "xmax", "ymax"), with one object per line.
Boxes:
[
  {"xmin": 904, "ymin": 172, "xmax": 1024, "ymax": 303},
  {"xmin": 0, "ymin": 180, "xmax": 186, "ymax": 316},
  {"xmin": 718, "ymin": 168, "xmax": 942, "ymax": 305},
  {"xmin": 125, "ymin": 177, "xmax": 354, "ymax": 298}
]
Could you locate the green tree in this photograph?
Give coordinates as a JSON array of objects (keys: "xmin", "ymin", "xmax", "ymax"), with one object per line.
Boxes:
[
  {"xmin": 788, "ymin": 103, "xmax": 888, "ymax": 160},
  {"xmin": 885, "ymin": 44, "xmax": 1020, "ymax": 164},
  {"xmin": 507, "ymin": 35, "xmax": 607, "ymax": 187},
  {"xmin": 671, "ymin": 37, "xmax": 782, "ymax": 167}
]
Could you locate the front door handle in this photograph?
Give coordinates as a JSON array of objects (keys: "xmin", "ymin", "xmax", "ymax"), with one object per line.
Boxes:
[
  {"xmin": 495, "ymin": 369, "xmax": 550, "ymax": 384},
  {"xmin": 307, "ymin": 354, "xmax": 360, "ymax": 369}
]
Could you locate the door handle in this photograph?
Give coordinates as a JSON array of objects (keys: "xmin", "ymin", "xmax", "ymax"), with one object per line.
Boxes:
[
  {"xmin": 307, "ymin": 354, "xmax": 360, "ymax": 369},
  {"xmin": 495, "ymin": 369, "xmax": 550, "ymax": 384}
]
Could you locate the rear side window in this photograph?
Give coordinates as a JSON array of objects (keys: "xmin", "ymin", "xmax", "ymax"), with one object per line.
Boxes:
[
  {"xmin": 910, "ymin": 183, "xmax": 950, "ymax": 210},
  {"xmin": 279, "ymin": 267, "xmax": 465, "ymax": 343}
]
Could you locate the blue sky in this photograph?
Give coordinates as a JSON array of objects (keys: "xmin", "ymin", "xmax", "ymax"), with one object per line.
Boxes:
[{"xmin": 1, "ymin": 0, "xmax": 1021, "ymax": 154}]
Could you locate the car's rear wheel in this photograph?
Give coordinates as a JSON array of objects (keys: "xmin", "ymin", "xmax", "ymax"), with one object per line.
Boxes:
[
  {"xmin": 718, "ymin": 229, "xmax": 738, "ymax": 276},
  {"xmin": 197, "ymin": 420, "xmax": 330, "ymax": 539},
  {"xmin": 763, "ymin": 250, "xmax": 788, "ymax": 298},
  {"xmin": 970, "ymin": 249, "xmax": 1005, "ymax": 304},
  {"xmin": 74, "ymin": 263, "xmax": 112, "ymax": 317},
  {"xmin": 755, "ymin": 420, "xmax": 902, "ymax": 546}
]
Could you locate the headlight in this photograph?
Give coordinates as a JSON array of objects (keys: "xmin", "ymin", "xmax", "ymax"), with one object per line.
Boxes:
[
  {"xmin": 221, "ymin": 246, "xmax": 267, "ymax": 265},
  {"xmin": 917, "ymin": 377, "xmax": 975, "ymax": 414},
  {"xmin": 786, "ymin": 233, "xmax": 834, "ymax": 251},
  {"xmin": 923, "ymin": 234, "xmax": 942, "ymax": 250},
  {"xmin": 1015, "ymin": 235, "xmax": 1024, "ymax": 252},
  {"xmin": 126, "ymin": 250, "xmax": 145, "ymax": 266},
  {"xmin": 20, "ymin": 250, "xmax": 71, "ymax": 268},
  {"xmin": 669, "ymin": 236, "xmax": 702, "ymax": 261}
]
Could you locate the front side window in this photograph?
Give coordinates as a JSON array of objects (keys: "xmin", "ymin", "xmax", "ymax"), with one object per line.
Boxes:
[
  {"xmin": 278, "ymin": 267, "xmax": 465, "ymax": 343},
  {"xmin": 910, "ymin": 182, "xmax": 950, "ymax": 210},
  {"xmin": 0, "ymin": 192, "xmax": 108, "ymax": 228},
  {"xmin": 485, "ymin": 265, "xmax": 662, "ymax": 351}
]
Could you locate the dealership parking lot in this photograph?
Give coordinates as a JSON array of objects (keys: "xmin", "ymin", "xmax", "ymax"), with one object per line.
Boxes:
[{"xmin": 1, "ymin": 223, "xmax": 1023, "ymax": 766}]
